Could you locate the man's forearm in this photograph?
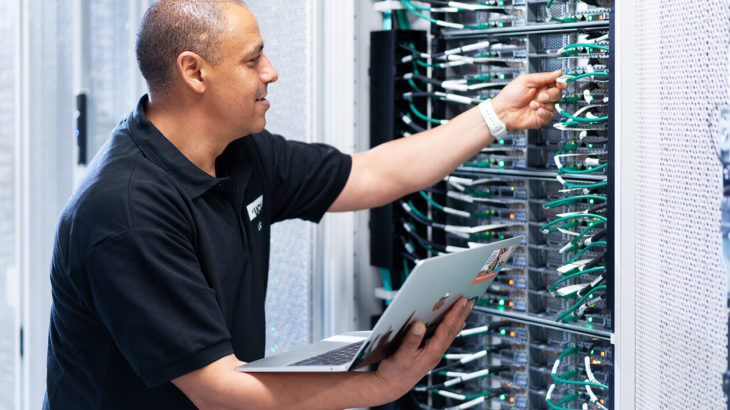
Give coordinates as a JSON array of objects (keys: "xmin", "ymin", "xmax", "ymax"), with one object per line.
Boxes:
[
  {"xmin": 333, "ymin": 107, "xmax": 491, "ymax": 212},
  {"xmin": 174, "ymin": 354, "xmax": 398, "ymax": 410}
]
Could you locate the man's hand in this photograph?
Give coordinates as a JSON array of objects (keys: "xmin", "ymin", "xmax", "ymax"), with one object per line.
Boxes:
[
  {"xmin": 491, "ymin": 69, "xmax": 567, "ymax": 130},
  {"xmin": 370, "ymin": 297, "xmax": 474, "ymax": 402}
]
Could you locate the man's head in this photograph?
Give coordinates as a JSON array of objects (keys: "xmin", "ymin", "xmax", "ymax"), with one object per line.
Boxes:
[{"xmin": 136, "ymin": 0, "xmax": 278, "ymax": 136}]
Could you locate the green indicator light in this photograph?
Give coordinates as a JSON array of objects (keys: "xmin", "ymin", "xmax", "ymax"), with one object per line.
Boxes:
[
  {"xmin": 588, "ymin": 144, "xmax": 594, "ymax": 148},
  {"xmin": 499, "ymin": 160, "xmax": 505, "ymax": 167},
  {"xmin": 588, "ymin": 15, "xmax": 593, "ymax": 21},
  {"xmin": 499, "ymin": 299, "xmax": 505, "ymax": 306},
  {"xmin": 589, "ymin": 294, "xmax": 594, "ymax": 299},
  {"xmin": 499, "ymin": 139, "xmax": 505, "ymax": 145},
  {"xmin": 500, "ymin": 73, "xmax": 505, "ymax": 79},
  {"xmin": 498, "ymin": 22, "xmax": 504, "ymax": 28},
  {"xmin": 500, "ymin": 394, "xmax": 507, "ymax": 401},
  {"xmin": 590, "ymin": 349, "xmax": 595, "ymax": 355},
  {"xmin": 500, "ymin": 234, "xmax": 505, "ymax": 239},
  {"xmin": 588, "ymin": 316, "xmax": 594, "ymax": 323},
  {"xmin": 500, "ymin": 328, "xmax": 507, "ymax": 335},
  {"xmin": 510, "ymin": 186, "xmax": 515, "ymax": 191},
  {"xmin": 589, "ymin": 199, "xmax": 594, "ymax": 204},
  {"xmin": 499, "ymin": 0, "xmax": 504, "ymax": 5}
]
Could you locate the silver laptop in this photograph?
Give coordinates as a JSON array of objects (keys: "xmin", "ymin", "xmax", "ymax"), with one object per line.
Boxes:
[{"xmin": 238, "ymin": 236, "xmax": 522, "ymax": 373}]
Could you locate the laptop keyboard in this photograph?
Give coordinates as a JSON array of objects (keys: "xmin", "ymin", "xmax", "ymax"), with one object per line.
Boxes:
[{"xmin": 288, "ymin": 340, "xmax": 365, "ymax": 367}]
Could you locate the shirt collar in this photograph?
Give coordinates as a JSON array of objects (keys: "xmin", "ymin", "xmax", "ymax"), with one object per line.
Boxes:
[{"xmin": 127, "ymin": 94, "xmax": 230, "ymax": 199}]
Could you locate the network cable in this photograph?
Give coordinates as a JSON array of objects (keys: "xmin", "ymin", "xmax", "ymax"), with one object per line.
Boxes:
[
  {"xmin": 557, "ymin": 71, "xmax": 609, "ymax": 84},
  {"xmin": 543, "ymin": 195, "xmax": 607, "ymax": 209},
  {"xmin": 555, "ymin": 285, "xmax": 606, "ymax": 323},
  {"xmin": 554, "ymin": 103, "xmax": 608, "ymax": 124},
  {"xmin": 404, "ymin": 91, "xmax": 482, "ymax": 106},
  {"xmin": 401, "ymin": 113, "xmax": 427, "ymax": 133},
  {"xmin": 400, "ymin": 0, "xmax": 508, "ymax": 30},
  {"xmin": 550, "ymin": 267, "xmax": 606, "ymax": 292},
  {"xmin": 407, "ymin": 97, "xmax": 449, "ymax": 125}
]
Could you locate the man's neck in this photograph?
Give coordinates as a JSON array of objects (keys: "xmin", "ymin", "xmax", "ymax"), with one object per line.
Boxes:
[{"xmin": 144, "ymin": 94, "xmax": 229, "ymax": 178}]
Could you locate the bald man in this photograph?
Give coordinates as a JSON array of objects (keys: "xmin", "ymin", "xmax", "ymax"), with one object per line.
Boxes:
[{"xmin": 45, "ymin": 1, "xmax": 566, "ymax": 408}]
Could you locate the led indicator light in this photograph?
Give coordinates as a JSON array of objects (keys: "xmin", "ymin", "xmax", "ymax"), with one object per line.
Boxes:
[
  {"xmin": 499, "ymin": 299, "xmax": 505, "ymax": 306},
  {"xmin": 509, "ymin": 330, "xmax": 515, "ymax": 337},
  {"xmin": 509, "ymin": 397, "xmax": 515, "ymax": 403},
  {"xmin": 500, "ymin": 328, "xmax": 507, "ymax": 335},
  {"xmin": 600, "ymin": 351, "xmax": 605, "ymax": 357},
  {"xmin": 509, "ymin": 213, "xmax": 515, "ymax": 220},
  {"xmin": 499, "ymin": 139, "xmax": 505, "ymax": 145},
  {"xmin": 508, "ymin": 279, "xmax": 514, "ymax": 286},
  {"xmin": 500, "ymin": 394, "xmax": 506, "ymax": 401},
  {"xmin": 587, "ymin": 316, "xmax": 594, "ymax": 322}
]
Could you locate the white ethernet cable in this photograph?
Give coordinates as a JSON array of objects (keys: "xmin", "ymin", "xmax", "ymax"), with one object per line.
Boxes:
[{"xmin": 401, "ymin": 40, "xmax": 491, "ymax": 63}]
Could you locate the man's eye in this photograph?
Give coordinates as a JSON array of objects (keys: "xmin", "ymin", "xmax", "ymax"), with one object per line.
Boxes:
[{"xmin": 250, "ymin": 56, "xmax": 260, "ymax": 64}]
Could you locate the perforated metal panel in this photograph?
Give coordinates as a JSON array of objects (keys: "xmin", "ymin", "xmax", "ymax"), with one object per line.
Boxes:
[
  {"xmin": 82, "ymin": 1, "xmax": 136, "ymax": 157},
  {"xmin": 634, "ymin": 1, "xmax": 729, "ymax": 407},
  {"xmin": 244, "ymin": 0, "xmax": 316, "ymax": 356}
]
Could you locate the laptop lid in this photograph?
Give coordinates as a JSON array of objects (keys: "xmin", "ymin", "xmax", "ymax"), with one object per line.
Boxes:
[{"xmin": 351, "ymin": 236, "xmax": 522, "ymax": 369}]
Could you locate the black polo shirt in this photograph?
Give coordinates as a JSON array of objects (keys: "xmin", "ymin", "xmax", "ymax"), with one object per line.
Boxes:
[{"xmin": 44, "ymin": 95, "xmax": 351, "ymax": 409}]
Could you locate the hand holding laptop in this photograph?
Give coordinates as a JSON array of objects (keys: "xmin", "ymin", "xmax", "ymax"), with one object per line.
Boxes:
[{"xmin": 370, "ymin": 297, "xmax": 475, "ymax": 403}]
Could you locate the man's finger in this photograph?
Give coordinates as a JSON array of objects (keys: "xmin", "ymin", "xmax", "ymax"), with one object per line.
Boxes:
[
  {"xmin": 424, "ymin": 298, "xmax": 470, "ymax": 353},
  {"xmin": 393, "ymin": 322, "xmax": 426, "ymax": 358},
  {"xmin": 522, "ymin": 70, "xmax": 562, "ymax": 87},
  {"xmin": 537, "ymin": 87, "xmax": 563, "ymax": 104},
  {"xmin": 537, "ymin": 108, "xmax": 554, "ymax": 124}
]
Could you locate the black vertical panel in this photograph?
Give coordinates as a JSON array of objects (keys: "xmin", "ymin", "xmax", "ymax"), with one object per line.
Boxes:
[
  {"xmin": 76, "ymin": 93, "xmax": 88, "ymax": 165},
  {"xmin": 369, "ymin": 30, "xmax": 427, "ymax": 280}
]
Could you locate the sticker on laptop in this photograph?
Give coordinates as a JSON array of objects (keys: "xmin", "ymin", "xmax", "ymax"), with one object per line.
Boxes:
[{"xmin": 471, "ymin": 246, "xmax": 514, "ymax": 285}]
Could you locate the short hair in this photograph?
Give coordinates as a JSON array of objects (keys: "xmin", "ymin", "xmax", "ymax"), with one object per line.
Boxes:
[{"xmin": 136, "ymin": 0, "xmax": 247, "ymax": 94}]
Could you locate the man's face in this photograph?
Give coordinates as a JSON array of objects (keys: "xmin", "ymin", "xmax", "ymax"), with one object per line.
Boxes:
[{"xmin": 205, "ymin": 4, "xmax": 278, "ymax": 137}]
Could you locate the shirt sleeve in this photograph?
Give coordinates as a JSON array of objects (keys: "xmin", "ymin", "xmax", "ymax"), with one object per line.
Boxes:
[
  {"xmin": 71, "ymin": 228, "xmax": 234, "ymax": 388},
  {"xmin": 258, "ymin": 132, "xmax": 352, "ymax": 223}
]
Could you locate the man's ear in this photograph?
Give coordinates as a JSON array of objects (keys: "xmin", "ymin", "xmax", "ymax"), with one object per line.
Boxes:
[{"xmin": 176, "ymin": 51, "xmax": 207, "ymax": 94}]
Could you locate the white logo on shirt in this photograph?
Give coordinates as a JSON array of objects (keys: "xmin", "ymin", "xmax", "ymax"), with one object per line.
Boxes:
[{"xmin": 246, "ymin": 195, "xmax": 263, "ymax": 221}]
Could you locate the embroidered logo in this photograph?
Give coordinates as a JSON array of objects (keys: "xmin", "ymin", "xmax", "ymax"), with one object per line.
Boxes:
[{"xmin": 246, "ymin": 195, "xmax": 263, "ymax": 221}]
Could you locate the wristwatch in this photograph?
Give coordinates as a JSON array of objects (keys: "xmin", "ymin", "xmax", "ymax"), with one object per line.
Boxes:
[{"xmin": 478, "ymin": 99, "xmax": 507, "ymax": 139}]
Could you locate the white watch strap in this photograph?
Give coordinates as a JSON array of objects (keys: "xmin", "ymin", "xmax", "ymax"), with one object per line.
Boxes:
[{"xmin": 478, "ymin": 99, "xmax": 507, "ymax": 139}]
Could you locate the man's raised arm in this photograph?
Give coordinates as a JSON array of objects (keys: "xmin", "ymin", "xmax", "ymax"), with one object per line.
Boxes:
[{"xmin": 329, "ymin": 70, "xmax": 567, "ymax": 213}]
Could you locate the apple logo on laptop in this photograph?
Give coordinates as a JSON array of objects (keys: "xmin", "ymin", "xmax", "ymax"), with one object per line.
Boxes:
[{"xmin": 433, "ymin": 292, "xmax": 450, "ymax": 311}]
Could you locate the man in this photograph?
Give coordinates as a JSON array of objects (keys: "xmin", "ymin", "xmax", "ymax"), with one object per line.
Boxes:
[{"xmin": 45, "ymin": 1, "xmax": 565, "ymax": 408}]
